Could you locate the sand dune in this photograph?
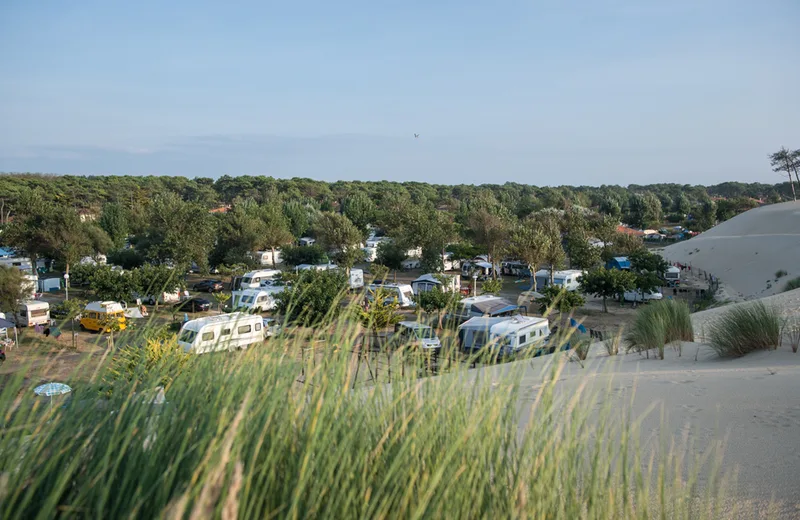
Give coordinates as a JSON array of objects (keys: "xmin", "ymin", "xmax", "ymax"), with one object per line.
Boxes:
[{"xmin": 663, "ymin": 201, "xmax": 800, "ymax": 301}]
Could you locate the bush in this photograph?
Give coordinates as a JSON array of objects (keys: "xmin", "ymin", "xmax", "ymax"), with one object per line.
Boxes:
[
  {"xmin": 783, "ymin": 276, "xmax": 800, "ymax": 292},
  {"xmin": 481, "ymin": 279, "xmax": 502, "ymax": 295},
  {"xmin": 538, "ymin": 286, "xmax": 585, "ymax": 315},
  {"xmin": 275, "ymin": 269, "xmax": 348, "ymax": 326},
  {"xmin": 626, "ymin": 300, "xmax": 693, "ymax": 359},
  {"xmin": 775, "ymin": 269, "xmax": 788, "ymax": 279},
  {"xmin": 708, "ymin": 302, "xmax": 781, "ymax": 357},
  {"xmin": 102, "ymin": 337, "xmax": 191, "ymax": 394},
  {"xmin": 280, "ymin": 244, "xmax": 328, "ymax": 267}
]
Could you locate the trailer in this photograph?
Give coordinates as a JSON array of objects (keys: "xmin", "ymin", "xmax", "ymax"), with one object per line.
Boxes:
[
  {"xmin": 458, "ymin": 315, "xmax": 550, "ymax": 355},
  {"xmin": 178, "ymin": 313, "xmax": 264, "ymax": 354}
]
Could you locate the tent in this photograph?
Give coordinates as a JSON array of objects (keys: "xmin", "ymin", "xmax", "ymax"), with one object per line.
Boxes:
[{"xmin": 411, "ymin": 274, "xmax": 442, "ymax": 294}]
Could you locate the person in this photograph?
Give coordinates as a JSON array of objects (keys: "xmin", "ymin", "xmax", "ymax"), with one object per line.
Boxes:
[
  {"xmin": 140, "ymin": 304, "xmax": 148, "ymax": 317},
  {"xmin": 44, "ymin": 327, "xmax": 51, "ymax": 338}
]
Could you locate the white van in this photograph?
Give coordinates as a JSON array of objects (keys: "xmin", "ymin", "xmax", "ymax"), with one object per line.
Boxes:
[
  {"xmin": 238, "ymin": 270, "xmax": 281, "ymax": 290},
  {"xmin": 367, "ymin": 283, "xmax": 415, "ymax": 308},
  {"xmin": 177, "ymin": 313, "xmax": 264, "ymax": 354},
  {"xmin": 230, "ymin": 288, "xmax": 279, "ymax": 313},
  {"xmin": 15, "ymin": 301, "xmax": 50, "ymax": 327},
  {"xmin": 623, "ymin": 289, "xmax": 664, "ymax": 303}
]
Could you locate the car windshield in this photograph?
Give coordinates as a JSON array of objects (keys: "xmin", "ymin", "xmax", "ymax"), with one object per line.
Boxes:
[
  {"xmin": 178, "ymin": 330, "xmax": 197, "ymax": 343},
  {"xmin": 415, "ymin": 328, "xmax": 435, "ymax": 339}
]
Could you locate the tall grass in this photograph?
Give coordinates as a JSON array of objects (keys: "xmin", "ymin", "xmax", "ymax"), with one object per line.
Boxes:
[
  {"xmin": 626, "ymin": 300, "xmax": 694, "ymax": 359},
  {"xmin": 0, "ymin": 300, "xmax": 729, "ymax": 518},
  {"xmin": 708, "ymin": 302, "xmax": 782, "ymax": 357},
  {"xmin": 783, "ymin": 276, "xmax": 800, "ymax": 292}
]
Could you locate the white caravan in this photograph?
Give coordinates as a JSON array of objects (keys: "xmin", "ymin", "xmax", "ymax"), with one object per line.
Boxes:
[
  {"xmin": 664, "ymin": 266, "xmax": 681, "ymax": 286},
  {"xmin": 458, "ymin": 315, "xmax": 550, "ymax": 355},
  {"xmin": 14, "ymin": 301, "xmax": 50, "ymax": 327},
  {"xmin": 255, "ymin": 250, "xmax": 282, "ymax": 267},
  {"xmin": 348, "ymin": 268, "xmax": 365, "ymax": 290},
  {"xmin": 230, "ymin": 288, "xmax": 280, "ymax": 313},
  {"xmin": 296, "ymin": 263, "xmax": 337, "ymax": 272},
  {"xmin": 446, "ymin": 295, "xmax": 521, "ymax": 323},
  {"xmin": 178, "ymin": 313, "xmax": 264, "ymax": 354},
  {"xmin": 534, "ymin": 269, "xmax": 583, "ymax": 292},
  {"xmin": 623, "ymin": 289, "xmax": 664, "ymax": 303},
  {"xmin": 411, "ymin": 273, "xmax": 460, "ymax": 295},
  {"xmin": 140, "ymin": 290, "xmax": 182, "ymax": 306},
  {"xmin": 238, "ymin": 270, "xmax": 281, "ymax": 290},
  {"xmin": 367, "ymin": 283, "xmax": 415, "ymax": 308}
]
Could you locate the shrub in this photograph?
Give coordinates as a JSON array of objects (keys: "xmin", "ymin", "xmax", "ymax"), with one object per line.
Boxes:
[
  {"xmin": 538, "ymin": 286, "xmax": 585, "ymax": 315},
  {"xmin": 626, "ymin": 300, "xmax": 693, "ymax": 359},
  {"xmin": 707, "ymin": 302, "xmax": 781, "ymax": 357},
  {"xmin": 783, "ymin": 276, "xmax": 800, "ymax": 292},
  {"xmin": 481, "ymin": 278, "xmax": 502, "ymax": 295},
  {"xmin": 102, "ymin": 337, "xmax": 191, "ymax": 393},
  {"xmin": 775, "ymin": 269, "xmax": 788, "ymax": 279}
]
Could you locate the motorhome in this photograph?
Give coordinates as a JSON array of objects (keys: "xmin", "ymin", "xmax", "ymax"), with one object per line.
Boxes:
[
  {"xmin": 80, "ymin": 301, "xmax": 127, "ymax": 332},
  {"xmin": 14, "ymin": 301, "xmax": 50, "ymax": 327},
  {"xmin": 230, "ymin": 288, "xmax": 280, "ymax": 313},
  {"xmin": 534, "ymin": 269, "xmax": 583, "ymax": 292},
  {"xmin": 177, "ymin": 313, "xmax": 264, "ymax": 354},
  {"xmin": 401, "ymin": 257, "xmax": 421, "ymax": 270},
  {"xmin": 139, "ymin": 290, "xmax": 182, "ymax": 306},
  {"xmin": 664, "ymin": 266, "xmax": 681, "ymax": 287},
  {"xmin": 623, "ymin": 289, "xmax": 664, "ymax": 303},
  {"xmin": 348, "ymin": 268, "xmax": 364, "ymax": 290},
  {"xmin": 367, "ymin": 283, "xmax": 415, "ymax": 308},
  {"xmin": 458, "ymin": 315, "xmax": 550, "ymax": 355},
  {"xmin": 392, "ymin": 321, "xmax": 441, "ymax": 350},
  {"xmin": 236, "ymin": 270, "xmax": 281, "ymax": 290},
  {"xmin": 445, "ymin": 295, "xmax": 523, "ymax": 324},
  {"xmin": 410, "ymin": 273, "xmax": 460, "ymax": 295}
]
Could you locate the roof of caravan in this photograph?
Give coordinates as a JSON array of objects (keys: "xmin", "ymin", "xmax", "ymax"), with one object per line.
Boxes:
[
  {"xmin": 458, "ymin": 315, "xmax": 547, "ymax": 334},
  {"xmin": 182, "ymin": 312, "xmax": 258, "ymax": 331},
  {"xmin": 460, "ymin": 294, "xmax": 504, "ymax": 305},
  {"xmin": 20, "ymin": 300, "xmax": 49, "ymax": 309},
  {"xmin": 242, "ymin": 269, "xmax": 280, "ymax": 278},
  {"xmin": 471, "ymin": 298, "xmax": 518, "ymax": 316},
  {"xmin": 85, "ymin": 301, "xmax": 125, "ymax": 313}
]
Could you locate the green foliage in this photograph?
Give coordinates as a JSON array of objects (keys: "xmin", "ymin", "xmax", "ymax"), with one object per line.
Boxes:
[
  {"xmin": 98, "ymin": 202, "xmax": 129, "ymax": 249},
  {"xmin": 625, "ymin": 192, "xmax": 662, "ymax": 229},
  {"xmin": 783, "ymin": 277, "xmax": 800, "ymax": 292},
  {"xmin": 341, "ymin": 191, "xmax": 376, "ymax": 239},
  {"xmin": 538, "ymin": 286, "xmax": 585, "ymax": 315},
  {"xmin": 376, "ymin": 241, "xmax": 408, "ymax": 270},
  {"xmin": 50, "ymin": 298, "xmax": 86, "ymax": 319},
  {"xmin": 413, "ymin": 288, "xmax": 461, "ymax": 327},
  {"xmin": 280, "ymin": 244, "xmax": 328, "ymax": 267},
  {"xmin": 313, "ymin": 212, "xmax": 363, "ymax": 269},
  {"xmin": 0, "ymin": 266, "xmax": 27, "ymax": 314},
  {"xmin": 481, "ymin": 279, "xmax": 502, "ymax": 295},
  {"xmin": 625, "ymin": 300, "xmax": 693, "ymax": 359},
  {"xmin": 87, "ymin": 265, "xmax": 138, "ymax": 302},
  {"xmin": 420, "ymin": 246, "xmax": 444, "ymax": 273},
  {"xmin": 282, "ymin": 199, "xmax": 316, "ymax": 238},
  {"xmin": 510, "ymin": 220, "xmax": 548, "ymax": 278},
  {"xmin": 707, "ymin": 302, "xmax": 781, "ymax": 357},
  {"xmin": 357, "ymin": 288, "xmax": 403, "ymax": 332},
  {"xmin": 107, "ymin": 248, "xmax": 146, "ymax": 270},
  {"xmin": 446, "ymin": 242, "xmax": 483, "ymax": 261},
  {"xmin": 275, "ymin": 269, "xmax": 348, "ymax": 325},
  {"xmin": 368, "ymin": 263, "xmax": 389, "ymax": 282},
  {"xmin": 103, "ymin": 337, "xmax": 191, "ymax": 393},
  {"xmin": 579, "ymin": 267, "xmax": 637, "ymax": 312},
  {"xmin": 133, "ymin": 264, "xmax": 183, "ymax": 306},
  {"xmin": 775, "ymin": 269, "xmax": 788, "ymax": 279},
  {"xmin": 564, "ymin": 234, "xmax": 600, "ymax": 269}
]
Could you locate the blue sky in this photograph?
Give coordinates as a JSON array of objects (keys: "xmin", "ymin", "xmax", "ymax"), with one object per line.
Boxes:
[{"xmin": 1, "ymin": 0, "xmax": 798, "ymax": 185}]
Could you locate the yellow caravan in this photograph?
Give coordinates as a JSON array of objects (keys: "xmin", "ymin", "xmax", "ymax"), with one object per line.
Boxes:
[{"xmin": 80, "ymin": 301, "xmax": 127, "ymax": 332}]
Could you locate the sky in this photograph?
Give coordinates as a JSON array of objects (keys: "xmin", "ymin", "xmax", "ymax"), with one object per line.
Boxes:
[{"xmin": 1, "ymin": 0, "xmax": 798, "ymax": 186}]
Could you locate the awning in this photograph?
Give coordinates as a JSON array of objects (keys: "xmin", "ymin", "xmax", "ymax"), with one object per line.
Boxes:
[{"xmin": 472, "ymin": 298, "xmax": 518, "ymax": 316}]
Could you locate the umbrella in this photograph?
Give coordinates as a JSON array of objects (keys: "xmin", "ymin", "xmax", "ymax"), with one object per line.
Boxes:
[{"xmin": 34, "ymin": 382, "xmax": 72, "ymax": 396}]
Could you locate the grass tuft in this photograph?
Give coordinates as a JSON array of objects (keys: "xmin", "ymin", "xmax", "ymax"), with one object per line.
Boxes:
[
  {"xmin": 707, "ymin": 301, "xmax": 781, "ymax": 357},
  {"xmin": 625, "ymin": 300, "xmax": 693, "ymax": 359},
  {"xmin": 782, "ymin": 276, "xmax": 800, "ymax": 292}
]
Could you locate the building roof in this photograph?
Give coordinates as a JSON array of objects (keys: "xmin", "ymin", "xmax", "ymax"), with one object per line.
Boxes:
[{"xmin": 616, "ymin": 225, "xmax": 645, "ymax": 236}]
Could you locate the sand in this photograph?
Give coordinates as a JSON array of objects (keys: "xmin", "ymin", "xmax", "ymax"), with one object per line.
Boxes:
[{"xmin": 662, "ymin": 200, "xmax": 800, "ymax": 301}]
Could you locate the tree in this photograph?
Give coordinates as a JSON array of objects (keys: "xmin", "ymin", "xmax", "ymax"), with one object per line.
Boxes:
[
  {"xmin": 42, "ymin": 209, "xmax": 98, "ymax": 294},
  {"xmin": 88, "ymin": 266, "xmax": 137, "ymax": 302},
  {"xmin": 610, "ymin": 232, "xmax": 645, "ymax": 257},
  {"xmin": 212, "ymin": 292, "xmax": 230, "ymax": 314},
  {"xmin": 2, "ymin": 189, "xmax": 57, "ymax": 269},
  {"xmin": 358, "ymin": 288, "xmax": 403, "ymax": 333},
  {"xmin": 313, "ymin": 212, "xmax": 363, "ymax": 271},
  {"xmin": 539, "ymin": 213, "xmax": 566, "ymax": 285},
  {"xmin": 376, "ymin": 241, "xmax": 407, "ymax": 271},
  {"xmin": 283, "ymin": 199, "xmax": 316, "ymax": 238},
  {"xmin": 141, "ymin": 193, "xmax": 216, "ymax": 271},
  {"xmin": 280, "ymin": 245, "xmax": 328, "ymax": 267},
  {"xmin": 133, "ymin": 264, "xmax": 184, "ymax": 310},
  {"xmin": 693, "ymin": 198, "xmax": 717, "ymax": 231},
  {"xmin": 261, "ymin": 206, "xmax": 295, "ymax": 268},
  {"xmin": 564, "ymin": 234, "xmax": 600, "ymax": 269},
  {"xmin": 769, "ymin": 147, "xmax": 797, "ymax": 200},
  {"xmin": 673, "ymin": 193, "xmax": 691, "ymax": 216},
  {"xmin": 481, "ymin": 279, "xmax": 502, "ymax": 295},
  {"xmin": 275, "ymin": 269, "xmax": 348, "ymax": 326},
  {"xmin": 468, "ymin": 207, "xmax": 511, "ymax": 279},
  {"xmin": 538, "ymin": 286, "xmax": 585, "ymax": 315},
  {"xmin": 599, "ymin": 197, "xmax": 622, "ymax": 219},
  {"xmin": 510, "ymin": 221, "xmax": 549, "ymax": 289},
  {"xmin": 341, "ymin": 191, "xmax": 376, "ymax": 239},
  {"xmin": 626, "ymin": 192, "xmax": 662, "ymax": 229},
  {"xmin": 0, "ymin": 266, "xmax": 27, "ymax": 318},
  {"xmin": 579, "ymin": 267, "xmax": 637, "ymax": 312},
  {"xmin": 369, "ymin": 263, "xmax": 389, "ymax": 283},
  {"xmin": 98, "ymin": 202, "xmax": 129, "ymax": 249},
  {"xmin": 413, "ymin": 288, "xmax": 461, "ymax": 329}
]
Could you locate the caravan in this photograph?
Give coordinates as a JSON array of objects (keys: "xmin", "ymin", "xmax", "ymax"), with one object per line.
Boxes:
[
  {"xmin": 178, "ymin": 313, "xmax": 264, "ymax": 354},
  {"xmin": 458, "ymin": 315, "xmax": 550, "ymax": 355},
  {"xmin": 236, "ymin": 270, "xmax": 281, "ymax": 290},
  {"xmin": 230, "ymin": 288, "xmax": 281, "ymax": 313},
  {"xmin": 255, "ymin": 250, "xmax": 282, "ymax": 267},
  {"xmin": 534, "ymin": 269, "xmax": 583, "ymax": 292},
  {"xmin": 410, "ymin": 273, "xmax": 460, "ymax": 295},
  {"xmin": 14, "ymin": 301, "xmax": 50, "ymax": 327},
  {"xmin": 664, "ymin": 266, "xmax": 681, "ymax": 287},
  {"xmin": 367, "ymin": 283, "xmax": 415, "ymax": 308},
  {"xmin": 445, "ymin": 295, "xmax": 523, "ymax": 324}
]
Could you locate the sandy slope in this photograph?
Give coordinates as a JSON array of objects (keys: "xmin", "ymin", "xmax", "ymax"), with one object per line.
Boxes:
[{"xmin": 662, "ymin": 201, "xmax": 800, "ymax": 301}]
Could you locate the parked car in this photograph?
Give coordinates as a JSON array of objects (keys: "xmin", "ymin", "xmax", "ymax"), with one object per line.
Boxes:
[
  {"xmin": 175, "ymin": 298, "xmax": 212, "ymax": 313},
  {"xmin": 262, "ymin": 317, "xmax": 282, "ymax": 338},
  {"xmin": 193, "ymin": 280, "xmax": 224, "ymax": 293}
]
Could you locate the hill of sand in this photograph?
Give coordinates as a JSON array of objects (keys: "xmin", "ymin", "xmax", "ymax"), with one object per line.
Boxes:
[
  {"xmin": 662, "ymin": 201, "xmax": 800, "ymax": 301},
  {"xmin": 462, "ymin": 296, "xmax": 800, "ymax": 517}
]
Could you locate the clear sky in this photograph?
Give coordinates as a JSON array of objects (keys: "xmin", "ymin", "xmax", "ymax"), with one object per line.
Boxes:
[{"xmin": 1, "ymin": 0, "xmax": 798, "ymax": 185}]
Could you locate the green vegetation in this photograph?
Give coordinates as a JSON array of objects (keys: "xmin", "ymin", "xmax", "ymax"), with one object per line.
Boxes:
[
  {"xmin": 0, "ymin": 265, "xmax": 27, "ymax": 317},
  {"xmin": 274, "ymin": 269, "xmax": 348, "ymax": 326},
  {"xmin": 782, "ymin": 276, "xmax": 800, "ymax": 292},
  {"xmin": 579, "ymin": 267, "xmax": 637, "ymax": 313},
  {"xmin": 775, "ymin": 269, "xmax": 788, "ymax": 279},
  {"xmin": 480, "ymin": 278, "xmax": 502, "ymax": 295},
  {"xmin": 707, "ymin": 302, "xmax": 781, "ymax": 357},
  {"xmin": 413, "ymin": 287, "xmax": 462, "ymax": 328},
  {"xmin": 625, "ymin": 300, "xmax": 694, "ymax": 359},
  {"xmin": 538, "ymin": 286, "xmax": 585, "ymax": 315}
]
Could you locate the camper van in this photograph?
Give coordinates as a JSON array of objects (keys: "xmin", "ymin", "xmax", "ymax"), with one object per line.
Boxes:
[
  {"xmin": 392, "ymin": 321, "xmax": 441, "ymax": 350},
  {"xmin": 178, "ymin": 313, "xmax": 264, "ymax": 354},
  {"xmin": 411, "ymin": 273, "xmax": 460, "ymax": 295},
  {"xmin": 441, "ymin": 252, "xmax": 461, "ymax": 272},
  {"xmin": 461, "ymin": 260, "xmax": 499, "ymax": 279},
  {"xmin": 230, "ymin": 288, "xmax": 280, "ymax": 313},
  {"xmin": 139, "ymin": 290, "xmax": 182, "ymax": 306},
  {"xmin": 445, "ymin": 295, "xmax": 522, "ymax": 324},
  {"xmin": 80, "ymin": 301, "xmax": 127, "ymax": 332},
  {"xmin": 15, "ymin": 301, "xmax": 50, "ymax": 327},
  {"xmin": 664, "ymin": 266, "xmax": 681, "ymax": 287},
  {"xmin": 236, "ymin": 270, "xmax": 281, "ymax": 290},
  {"xmin": 348, "ymin": 268, "xmax": 365, "ymax": 290},
  {"xmin": 623, "ymin": 289, "xmax": 664, "ymax": 303},
  {"xmin": 534, "ymin": 269, "xmax": 583, "ymax": 292},
  {"xmin": 367, "ymin": 283, "xmax": 415, "ymax": 308},
  {"xmin": 458, "ymin": 315, "xmax": 550, "ymax": 355},
  {"xmin": 296, "ymin": 263, "xmax": 337, "ymax": 272}
]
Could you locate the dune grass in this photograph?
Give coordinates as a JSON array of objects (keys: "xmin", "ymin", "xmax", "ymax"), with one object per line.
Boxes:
[
  {"xmin": 782, "ymin": 276, "xmax": 800, "ymax": 292},
  {"xmin": 0, "ymin": 298, "xmax": 731, "ymax": 519},
  {"xmin": 625, "ymin": 300, "xmax": 694, "ymax": 359},
  {"xmin": 708, "ymin": 301, "xmax": 782, "ymax": 357}
]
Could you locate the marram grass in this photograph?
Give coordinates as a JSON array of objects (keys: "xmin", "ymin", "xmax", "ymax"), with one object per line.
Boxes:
[
  {"xmin": 708, "ymin": 301, "xmax": 781, "ymax": 357},
  {"xmin": 625, "ymin": 300, "xmax": 694, "ymax": 359},
  {"xmin": 0, "ymin": 303, "xmax": 731, "ymax": 519}
]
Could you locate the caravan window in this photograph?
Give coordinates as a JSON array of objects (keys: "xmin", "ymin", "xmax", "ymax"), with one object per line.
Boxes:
[
  {"xmin": 255, "ymin": 322, "xmax": 262, "ymax": 331},
  {"xmin": 179, "ymin": 330, "xmax": 197, "ymax": 343},
  {"xmin": 519, "ymin": 334, "xmax": 527, "ymax": 345},
  {"xmin": 30, "ymin": 308, "xmax": 48, "ymax": 318},
  {"xmin": 201, "ymin": 331, "xmax": 214, "ymax": 341},
  {"xmin": 473, "ymin": 331, "xmax": 488, "ymax": 347},
  {"xmin": 257, "ymin": 295, "xmax": 268, "ymax": 303},
  {"xmin": 221, "ymin": 328, "xmax": 231, "ymax": 336},
  {"xmin": 238, "ymin": 324, "xmax": 252, "ymax": 334}
]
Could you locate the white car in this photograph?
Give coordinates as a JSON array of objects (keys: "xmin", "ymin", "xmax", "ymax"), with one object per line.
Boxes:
[{"xmin": 623, "ymin": 289, "xmax": 664, "ymax": 303}]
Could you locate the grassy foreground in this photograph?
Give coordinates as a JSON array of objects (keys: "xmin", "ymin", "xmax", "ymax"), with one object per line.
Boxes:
[{"xmin": 0, "ymin": 315, "xmax": 731, "ymax": 519}]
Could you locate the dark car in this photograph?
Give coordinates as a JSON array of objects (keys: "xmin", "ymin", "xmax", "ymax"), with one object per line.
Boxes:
[
  {"xmin": 192, "ymin": 279, "xmax": 224, "ymax": 293},
  {"xmin": 175, "ymin": 298, "xmax": 212, "ymax": 313}
]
